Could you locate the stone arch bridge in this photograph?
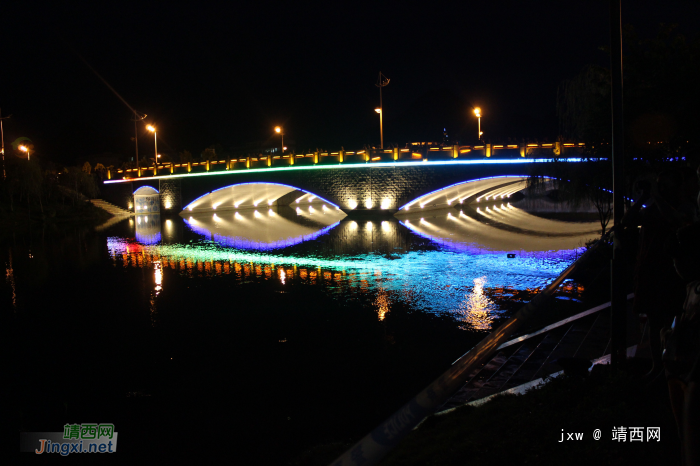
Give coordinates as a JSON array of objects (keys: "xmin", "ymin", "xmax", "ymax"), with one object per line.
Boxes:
[{"xmin": 102, "ymin": 157, "xmax": 591, "ymax": 215}]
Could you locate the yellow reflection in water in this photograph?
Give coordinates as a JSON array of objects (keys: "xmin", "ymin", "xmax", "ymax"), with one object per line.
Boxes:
[
  {"xmin": 6, "ymin": 249, "xmax": 17, "ymax": 312},
  {"xmin": 456, "ymin": 276, "xmax": 496, "ymax": 331},
  {"xmin": 150, "ymin": 260, "xmax": 163, "ymax": 327},
  {"xmin": 154, "ymin": 261, "xmax": 163, "ymax": 295},
  {"xmin": 375, "ymin": 287, "xmax": 390, "ymax": 321},
  {"xmin": 279, "ymin": 267, "xmax": 286, "ymax": 284}
]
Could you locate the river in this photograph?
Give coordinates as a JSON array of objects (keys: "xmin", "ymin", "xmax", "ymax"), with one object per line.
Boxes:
[{"xmin": 9, "ymin": 196, "xmax": 601, "ymax": 463}]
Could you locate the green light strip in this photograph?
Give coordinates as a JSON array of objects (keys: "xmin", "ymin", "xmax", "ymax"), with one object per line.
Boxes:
[
  {"xmin": 134, "ymin": 242, "xmax": 392, "ymax": 270},
  {"xmin": 104, "ymin": 158, "xmax": 586, "ymax": 184}
]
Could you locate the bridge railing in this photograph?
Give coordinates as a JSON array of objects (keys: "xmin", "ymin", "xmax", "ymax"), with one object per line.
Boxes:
[{"xmin": 106, "ymin": 142, "xmax": 586, "ymax": 180}]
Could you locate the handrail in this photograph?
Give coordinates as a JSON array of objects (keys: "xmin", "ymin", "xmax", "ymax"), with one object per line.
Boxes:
[
  {"xmin": 496, "ymin": 291, "xmax": 634, "ymax": 351},
  {"xmin": 330, "ymin": 235, "xmax": 610, "ymax": 466}
]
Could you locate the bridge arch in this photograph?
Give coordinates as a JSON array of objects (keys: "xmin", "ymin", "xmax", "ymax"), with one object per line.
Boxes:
[
  {"xmin": 398, "ymin": 176, "xmax": 556, "ymax": 213},
  {"xmin": 103, "ymin": 159, "xmax": 593, "ymax": 214},
  {"xmin": 133, "ymin": 185, "xmax": 160, "ymax": 213},
  {"xmin": 181, "ymin": 182, "xmax": 342, "ymax": 213}
]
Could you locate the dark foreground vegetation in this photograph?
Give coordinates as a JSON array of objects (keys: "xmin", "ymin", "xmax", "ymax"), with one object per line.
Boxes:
[
  {"xmin": 384, "ymin": 362, "xmax": 678, "ymax": 466},
  {"xmin": 295, "ymin": 363, "xmax": 679, "ymax": 465},
  {"xmin": 0, "ymin": 157, "xmax": 110, "ymax": 229}
]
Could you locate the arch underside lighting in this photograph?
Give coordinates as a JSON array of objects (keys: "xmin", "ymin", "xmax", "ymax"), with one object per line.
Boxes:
[
  {"xmin": 182, "ymin": 182, "xmax": 340, "ymax": 213},
  {"xmin": 398, "ymin": 176, "xmax": 555, "ymax": 212}
]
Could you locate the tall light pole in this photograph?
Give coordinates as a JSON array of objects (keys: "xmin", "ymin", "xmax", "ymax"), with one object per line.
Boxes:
[
  {"xmin": 375, "ymin": 108, "xmax": 383, "ymax": 149},
  {"xmin": 274, "ymin": 126, "xmax": 284, "ymax": 155},
  {"xmin": 474, "ymin": 107, "xmax": 483, "ymax": 141},
  {"xmin": 0, "ymin": 108, "xmax": 11, "ymax": 180},
  {"xmin": 131, "ymin": 112, "xmax": 147, "ymax": 168},
  {"xmin": 375, "ymin": 72, "xmax": 390, "ymax": 149},
  {"xmin": 146, "ymin": 125, "xmax": 157, "ymax": 164},
  {"xmin": 609, "ymin": 0, "xmax": 626, "ymax": 368}
]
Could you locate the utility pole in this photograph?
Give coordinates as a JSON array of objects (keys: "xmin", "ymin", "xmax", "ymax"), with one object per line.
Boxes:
[
  {"xmin": 609, "ymin": 0, "xmax": 626, "ymax": 368},
  {"xmin": 376, "ymin": 72, "xmax": 390, "ymax": 149},
  {"xmin": 131, "ymin": 112, "xmax": 147, "ymax": 168},
  {"xmin": 0, "ymin": 108, "xmax": 11, "ymax": 180}
]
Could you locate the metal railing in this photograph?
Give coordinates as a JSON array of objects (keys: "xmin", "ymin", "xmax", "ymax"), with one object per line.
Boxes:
[{"xmin": 106, "ymin": 143, "xmax": 587, "ymax": 181}]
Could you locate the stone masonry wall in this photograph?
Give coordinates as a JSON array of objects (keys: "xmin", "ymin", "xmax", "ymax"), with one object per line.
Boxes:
[{"xmin": 103, "ymin": 163, "xmax": 539, "ymax": 212}]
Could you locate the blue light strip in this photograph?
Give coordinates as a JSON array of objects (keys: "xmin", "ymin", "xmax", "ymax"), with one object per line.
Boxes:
[
  {"xmin": 182, "ymin": 181, "xmax": 341, "ymax": 211},
  {"xmin": 135, "ymin": 230, "xmax": 162, "ymax": 245},
  {"xmin": 105, "ymin": 158, "xmax": 589, "ymax": 185},
  {"xmin": 133, "ymin": 185, "xmax": 159, "ymax": 194}
]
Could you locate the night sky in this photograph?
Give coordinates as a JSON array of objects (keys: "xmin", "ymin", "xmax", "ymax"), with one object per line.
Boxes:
[{"xmin": 3, "ymin": 1, "xmax": 699, "ymax": 165}]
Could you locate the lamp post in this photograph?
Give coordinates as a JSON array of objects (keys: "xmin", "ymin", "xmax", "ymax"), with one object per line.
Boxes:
[
  {"xmin": 474, "ymin": 107, "xmax": 483, "ymax": 141},
  {"xmin": 274, "ymin": 126, "xmax": 284, "ymax": 155},
  {"xmin": 146, "ymin": 125, "xmax": 158, "ymax": 165},
  {"xmin": 131, "ymin": 112, "xmax": 147, "ymax": 168},
  {"xmin": 375, "ymin": 72, "xmax": 390, "ymax": 149},
  {"xmin": 375, "ymin": 108, "xmax": 383, "ymax": 149},
  {"xmin": 19, "ymin": 144, "xmax": 29, "ymax": 161}
]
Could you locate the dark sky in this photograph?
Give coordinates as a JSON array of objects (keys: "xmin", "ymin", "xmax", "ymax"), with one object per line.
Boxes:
[{"xmin": 3, "ymin": 0, "xmax": 699, "ymax": 165}]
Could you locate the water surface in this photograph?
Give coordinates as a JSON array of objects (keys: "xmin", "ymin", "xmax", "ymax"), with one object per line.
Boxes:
[{"xmin": 9, "ymin": 197, "xmax": 599, "ymax": 463}]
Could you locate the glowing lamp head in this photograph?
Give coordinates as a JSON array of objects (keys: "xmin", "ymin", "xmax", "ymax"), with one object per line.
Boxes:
[
  {"xmin": 146, "ymin": 125, "xmax": 156, "ymax": 132},
  {"xmin": 19, "ymin": 145, "xmax": 28, "ymax": 152},
  {"xmin": 375, "ymin": 108, "xmax": 381, "ymax": 114},
  {"xmin": 274, "ymin": 126, "xmax": 281, "ymax": 133},
  {"xmin": 474, "ymin": 107, "xmax": 481, "ymax": 118}
]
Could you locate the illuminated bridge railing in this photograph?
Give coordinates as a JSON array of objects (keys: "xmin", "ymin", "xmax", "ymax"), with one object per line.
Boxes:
[{"xmin": 106, "ymin": 142, "xmax": 586, "ymax": 180}]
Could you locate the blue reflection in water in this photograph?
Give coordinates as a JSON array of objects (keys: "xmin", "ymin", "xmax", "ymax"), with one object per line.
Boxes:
[
  {"xmin": 115, "ymin": 203, "xmax": 594, "ymax": 330},
  {"xmin": 184, "ymin": 216, "xmax": 340, "ymax": 250},
  {"xmin": 135, "ymin": 214, "xmax": 162, "ymax": 245}
]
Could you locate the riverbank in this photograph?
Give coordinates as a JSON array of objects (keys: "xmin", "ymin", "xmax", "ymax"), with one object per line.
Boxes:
[
  {"xmin": 0, "ymin": 201, "xmax": 112, "ymax": 236},
  {"xmin": 294, "ymin": 361, "xmax": 678, "ymax": 465},
  {"xmin": 290, "ymin": 237, "xmax": 667, "ymax": 466},
  {"xmin": 384, "ymin": 360, "xmax": 678, "ymax": 465}
]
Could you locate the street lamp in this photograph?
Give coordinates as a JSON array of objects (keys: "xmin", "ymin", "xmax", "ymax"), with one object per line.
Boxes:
[
  {"xmin": 146, "ymin": 125, "xmax": 157, "ymax": 165},
  {"xmin": 19, "ymin": 144, "xmax": 29, "ymax": 161},
  {"xmin": 474, "ymin": 107, "xmax": 483, "ymax": 140},
  {"xmin": 375, "ymin": 108, "xmax": 383, "ymax": 149},
  {"xmin": 274, "ymin": 126, "xmax": 284, "ymax": 155},
  {"xmin": 375, "ymin": 72, "xmax": 390, "ymax": 149}
]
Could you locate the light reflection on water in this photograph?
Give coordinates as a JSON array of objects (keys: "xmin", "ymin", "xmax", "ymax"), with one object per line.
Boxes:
[
  {"xmin": 113, "ymin": 200, "xmax": 596, "ymax": 331},
  {"xmin": 455, "ymin": 276, "xmax": 497, "ymax": 331}
]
